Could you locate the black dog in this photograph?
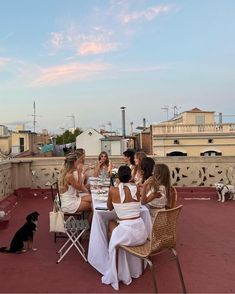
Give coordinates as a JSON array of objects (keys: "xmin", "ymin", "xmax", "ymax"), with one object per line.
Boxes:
[{"xmin": 0, "ymin": 211, "xmax": 39, "ymax": 253}]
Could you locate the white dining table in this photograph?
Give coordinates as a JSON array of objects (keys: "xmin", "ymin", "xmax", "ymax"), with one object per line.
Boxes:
[{"xmin": 87, "ymin": 185, "xmax": 152, "ymax": 277}]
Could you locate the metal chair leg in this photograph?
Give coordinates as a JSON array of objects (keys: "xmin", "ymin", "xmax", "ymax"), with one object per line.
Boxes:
[
  {"xmin": 145, "ymin": 258, "xmax": 158, "ymax": 293},
  {"xmin": 171, "ymin": 248, "xmax": 187, "ymax": 294}
]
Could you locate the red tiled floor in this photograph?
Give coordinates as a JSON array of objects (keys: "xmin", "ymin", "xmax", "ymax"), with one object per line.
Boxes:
[{"xmin": 0, "ymin": 189, "xmax": 235, "ymax": 293}]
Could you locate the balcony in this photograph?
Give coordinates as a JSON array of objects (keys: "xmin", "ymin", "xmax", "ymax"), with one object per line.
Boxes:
[
  {"xmin": 0, "ymin": 157, "xmax": 235, "ymax": 293},
  {"xmin": 152, "ymin": 123, "xmax": 235, "ymax": 135}
]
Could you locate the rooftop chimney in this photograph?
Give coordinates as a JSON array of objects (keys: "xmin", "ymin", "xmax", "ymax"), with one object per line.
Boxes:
[
  {"xmin": 130, "ymin": 122, "xmax": 133, "ymax": 137},
  {"xmin": 120, "ymin": 106, "xmax": 126, "ymax": 137},
  {"xmin": 143, "ymin": 118, "xmax": 146, "ymax": 128},
  {"xmin": 219, "ymin": 112, "xmax": 222, "ymax": 124}
]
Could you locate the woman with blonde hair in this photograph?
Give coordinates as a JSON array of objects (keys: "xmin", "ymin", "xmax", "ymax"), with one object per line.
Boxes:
[
  {"xmin": 74, "ymin": 148, "xmax": 90, "ymax": 188},
  {"xmin": 93, "ymin": 151, "xmax": 113, "ymax": 178},
  {"xmin": 58, "ymin": 154, "xmax": 92, "ymax": 214},
  {"xmin": 141, "ymin": 163, "xmax": 172, "ymax": 219}
]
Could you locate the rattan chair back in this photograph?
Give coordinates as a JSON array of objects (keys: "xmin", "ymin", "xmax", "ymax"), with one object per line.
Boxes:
[
  {"xmin": 169, "ymin": 186, "xmax": 177, "ymax": 209},
  {"xmin": 150, "ymin": 205, "xmax": 182, "ymax": 254}
]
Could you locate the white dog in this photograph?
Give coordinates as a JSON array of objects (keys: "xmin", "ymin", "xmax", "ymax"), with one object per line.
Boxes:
[{"xmin": 215, "ymin": 183, "xmax": 235, "ymax": 202}]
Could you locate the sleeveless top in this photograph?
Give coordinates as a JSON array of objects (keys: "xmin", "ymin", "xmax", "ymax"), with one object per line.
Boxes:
[
  {"xmin": 112, "ymin": 183, "xmax": 141, "ymax": 219},
  {"xmin": 147, "ymin": 185, "xmax": 167, "ymax": 208}
]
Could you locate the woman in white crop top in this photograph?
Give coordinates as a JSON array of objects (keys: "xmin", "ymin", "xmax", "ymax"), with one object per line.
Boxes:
[
  {"xmin": 141, "ymin": 163, "xmax": 172, "ymax": 220},
  {"xmin": 102, "ymin": 166, "xmax": 148, "ymax": 291}
]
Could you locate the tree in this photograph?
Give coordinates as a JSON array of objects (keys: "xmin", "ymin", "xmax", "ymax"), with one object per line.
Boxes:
[{"xmin": 55, "ymin": 128, "xmax": 82, "ymax": 145}]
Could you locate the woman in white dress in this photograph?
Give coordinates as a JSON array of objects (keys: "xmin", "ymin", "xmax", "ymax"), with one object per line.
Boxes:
[
  {"xmin": 58, "ymin": 154, "xmax": 92, "ymax": 214},
  {"xmin": 102, "ymin": 166, "xmax": 148, "ymax": 290}
]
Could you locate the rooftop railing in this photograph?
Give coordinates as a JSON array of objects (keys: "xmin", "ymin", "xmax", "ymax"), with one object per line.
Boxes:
[
  {"xmin": 1, "ymin": 156, "xmax": 235, "ymax": 202},
  {"xmin": 152, "ymin": 123, "xmax": 235, "ymax": 135}
]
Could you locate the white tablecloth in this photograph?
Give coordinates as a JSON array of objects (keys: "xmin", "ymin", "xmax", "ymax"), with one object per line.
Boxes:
[{"xmin": 88, "ymin": 191, "xmax": 152, "ymax": 276}]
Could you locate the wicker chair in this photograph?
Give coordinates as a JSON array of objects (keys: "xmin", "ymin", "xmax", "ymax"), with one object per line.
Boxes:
[
  {"xmin": 118, "ymin": 205, "xmax": 186, "ymax": 294},
  {"xmin": 169, "ymin": 186, "xmax": 178, "ymax": 209}
]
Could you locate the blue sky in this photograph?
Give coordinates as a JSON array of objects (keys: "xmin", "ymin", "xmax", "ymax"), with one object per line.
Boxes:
[{"xmin": 0, "ymin": 0, "xmax": 235, "ymax": 134}]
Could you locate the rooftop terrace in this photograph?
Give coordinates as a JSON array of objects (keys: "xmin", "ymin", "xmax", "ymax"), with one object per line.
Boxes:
[
  {"xmin": 0, "ymin": 187, "xmax": 235, "ymax": 293},
  {"xmin": 0, "ymin": 157, "xmax": 235, "ymax": 293}
]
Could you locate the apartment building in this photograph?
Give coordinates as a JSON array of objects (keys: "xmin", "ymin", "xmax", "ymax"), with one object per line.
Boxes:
[
  {"xmin": 0, "ymin": 124, "xmax": 49, "ymax": 157},
  {"xmin": 150, "ymin": 108, "xmax": 235, "ymax": 156}
]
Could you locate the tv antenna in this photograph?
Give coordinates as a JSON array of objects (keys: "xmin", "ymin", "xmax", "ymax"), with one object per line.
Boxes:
[
  {"xmin": 107, "ymin": 121, "xmax": 112, "ymax": 132},
  {"xmin": 66, "ymin": 114, "xmax": 76, "ymax": 129},
  {"xmin": 29, "ymin": 101, "xmax": 41, "ymax": 132},
  {"xmin": 172, "ymin": 105, "xmax": 181, "ymax": 117},
  {"xmin": 161, "ymin": 105, "xmax": 169, "ymax": 121}
]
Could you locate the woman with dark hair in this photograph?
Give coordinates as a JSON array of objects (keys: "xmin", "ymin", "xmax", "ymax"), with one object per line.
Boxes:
[
  {"xmin": 140, "ymin": 157, "xmax": 155, "ymax": 184},
  {"xmin": 93, "ymin": 151, "xmax": 113, "ymax": 178},
  {"xmin": 102, "ymin": 165, "xmax": 148, "ymax": 290},
  {"xmin": 123, "ymin": 149, "xmax": 135, "ymax": 178}
]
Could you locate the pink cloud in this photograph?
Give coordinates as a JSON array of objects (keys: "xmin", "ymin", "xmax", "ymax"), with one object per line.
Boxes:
[
  {"xmin": 50, "ymin": 32, "xmax": 64, "ymax": 49},
  {"xmin": 79, "ymin": 42, "xmax": 118, "ymax": 56},
  {"xmin": 122, "ymin": 65, "xmax": 171, "ymax": 72},
  {"xmin": 120, "ymin": 5, "xmax": 172, "ymax": 23},
  {"xmin": 49, "ymin": 25, "xmax": 118, "ymax": 56},
  {"xmin": 0, "ymin": 57, "xmax": 11, "ymax": 68},
  {"xmin": 31, "ymin": 62, "xmax": 112, "ymax": 87}
]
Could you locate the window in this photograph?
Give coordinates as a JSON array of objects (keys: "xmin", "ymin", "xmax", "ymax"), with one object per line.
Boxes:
[
  {"xmin": 208, "ymin": 139, "xmax": 213, "ymax": 143},
  {"xmin": 174, "ymin": 139, "xmax": 179, "ymax": 144},
  {"xmin": 200, "ymin": 151, "xmax": 222, "ymax": 156},
  {"xmin": 19, "ymin": 137, "xmax": 24, "ymax": 152},
  {"xmin": 167, "ymin": 151, "xmax": 187, "ymax": 156},
  {"xmin": 196, "ymin": 115, "xmax": 205, "ymax": 125}
]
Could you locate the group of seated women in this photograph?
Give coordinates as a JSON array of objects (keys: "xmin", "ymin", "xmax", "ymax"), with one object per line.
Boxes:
[{"xmin": 57, "ymin": 147, "xmax": 175, "ymax": 290}]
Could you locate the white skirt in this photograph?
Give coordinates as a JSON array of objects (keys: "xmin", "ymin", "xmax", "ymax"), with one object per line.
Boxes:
[
  {"xmin": 60, "ymin": 194, "xmax": 81, "ymax": 214},
  {"xmin": 102, "ymin": 217, "xmax": 148, "ymax": 290}
]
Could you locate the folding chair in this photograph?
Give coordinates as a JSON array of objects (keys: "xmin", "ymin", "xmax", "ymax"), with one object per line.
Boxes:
[
  {"xmin": 118, "ymin": 205, "xmax": 186, "ymax": 294},
  {"xmin": 57, "ymin": 214, "xmax": 89, "ymax": 263},
  {"xmin": 50, "ymin": 181, "xmax": 68, "ymax": 243},
  {"xmin": 49, "ymin": 181, "xmax": 90, "ymax": 262}
]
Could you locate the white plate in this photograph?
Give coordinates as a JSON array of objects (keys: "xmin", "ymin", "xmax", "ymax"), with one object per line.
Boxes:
[
  {"xmin": 94, "ymin": 196, "xmax": 108, "ymax": 202},
  {"xmin": 89, "ymin": 177, "xmax": 98, "ymax": 181}
]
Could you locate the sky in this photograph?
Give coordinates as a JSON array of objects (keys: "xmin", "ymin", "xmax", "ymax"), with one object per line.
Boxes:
[{"xmin": 0, "ymin": 0, "xmax": 235, "ymax": 135}]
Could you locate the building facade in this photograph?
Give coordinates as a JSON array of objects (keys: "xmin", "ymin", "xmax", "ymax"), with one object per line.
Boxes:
[{"xmin": 151, "ymin": 108, "xmax": 235, "ymax": 156}]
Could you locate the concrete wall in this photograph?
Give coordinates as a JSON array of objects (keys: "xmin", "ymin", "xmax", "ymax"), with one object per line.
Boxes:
[
  {"xmin": 0, "ymin": 137, "xmax": 11, "ymax": 154},
  {"xmin": 1, "ymin": 156, "xmax": 235, "ymax": 201},
  {"xmin": 111, "ymin": 141, "xmax": 121, "ymax": 155},
  {"xmin": 76, "ymin": 129, "xmax": 104, "ymax": 156}
]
